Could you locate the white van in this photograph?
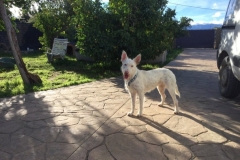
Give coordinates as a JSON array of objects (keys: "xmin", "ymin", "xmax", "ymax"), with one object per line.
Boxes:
[{"xmin": 217, "ymin": 0, "xmax": 240, "ymax": 98}]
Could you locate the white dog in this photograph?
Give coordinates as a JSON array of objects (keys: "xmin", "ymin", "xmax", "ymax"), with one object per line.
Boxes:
[{"xmin": 121, "ymin": 50, "xmax": 180, "ymax": 117}]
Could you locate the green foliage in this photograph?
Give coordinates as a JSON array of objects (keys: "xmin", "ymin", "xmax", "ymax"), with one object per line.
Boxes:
[
  {"xmin": 32, "ymin": 0, "xmax": 75, "ymax": 49},
  {"xmin": 74, "ymin": 0, "xmax": 192, "ymax": 62},
  {"xmin": 0, "ymin": 50, "xmax": 121, "ymax": 98},
  {"xmin": 73, "ymin": 0, "xmax": 117, "ymax": 63}
]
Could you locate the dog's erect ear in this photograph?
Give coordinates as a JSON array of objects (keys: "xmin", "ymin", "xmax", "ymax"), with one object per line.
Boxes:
[
  {"xmin": 121, "ymin": 50, "xmax": 128, "ymax": 62},
  {"xmin": 134, "ymin": 54, "xmax": 141, "ymax": 65}
]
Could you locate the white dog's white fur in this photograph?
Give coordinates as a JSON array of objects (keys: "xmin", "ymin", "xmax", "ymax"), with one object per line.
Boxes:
[{"xmin": 121, "ymin": 50, "xmax": 180, "ymax": 117}]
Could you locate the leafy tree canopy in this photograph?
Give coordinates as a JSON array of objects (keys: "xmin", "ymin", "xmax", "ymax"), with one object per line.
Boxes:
[{"xmin": 74, "ymin": 0, "xmax": 192, "ymax": 62}]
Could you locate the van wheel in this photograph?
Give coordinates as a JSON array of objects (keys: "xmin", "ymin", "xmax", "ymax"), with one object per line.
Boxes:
[{"xmin": 218, "ymin": 56, "xmax": 240, "ymax": 98}]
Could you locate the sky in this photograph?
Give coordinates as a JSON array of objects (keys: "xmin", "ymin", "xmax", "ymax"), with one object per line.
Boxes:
[
  {"xmin": 10, "ymin": 0, "xmax": 230, "ymax": 25},
  {"xmin": 166, "ymin": 0, "xmax": 229, "ymax": 25}
]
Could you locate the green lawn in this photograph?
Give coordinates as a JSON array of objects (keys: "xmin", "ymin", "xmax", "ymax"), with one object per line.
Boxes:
[{"xmin": 0, "ymin": 49, "xmax": 182, "ymax": 98}]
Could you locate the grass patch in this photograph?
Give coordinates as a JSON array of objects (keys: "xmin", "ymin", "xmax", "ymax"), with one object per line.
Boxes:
[{"xmin": 0, "ymin": 48, "xmax": 182, "ymax": 98}]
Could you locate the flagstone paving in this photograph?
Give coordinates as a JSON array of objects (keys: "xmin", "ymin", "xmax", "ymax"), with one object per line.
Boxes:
[{"xmin": 0, "ymin": 48, "xmax": 240, "ymax": 160}]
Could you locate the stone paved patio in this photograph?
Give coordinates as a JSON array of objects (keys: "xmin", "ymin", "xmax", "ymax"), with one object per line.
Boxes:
[{"xmin": 0, "ymin": 48, "xmax": 240, "ymax": 160}]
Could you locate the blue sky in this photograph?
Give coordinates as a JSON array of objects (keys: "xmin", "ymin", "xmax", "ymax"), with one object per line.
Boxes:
[
  {"xmin": 101, "ymin": 0, "xmax": 230, "ymax": 25},
  {"xmin": 166, "ymin": 0, "xmax": 229, "ymax": 25},
  {"xmin": 10, "ymin": 0, "xmax": 229, "ymax": 25}
]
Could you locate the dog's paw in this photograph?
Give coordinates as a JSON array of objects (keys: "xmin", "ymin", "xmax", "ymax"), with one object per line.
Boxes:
[
  {"xmin": 127, "ymin": 112, "xmax": 133, "ymax": 116},
  {"xmin": 174, "ymin": 111, "xmax": 179, "ymax": 114},
  {"xmin": 158, "ymin": 102, "xmax": 163, "ymax": 106},
  {"xmin": 136, "ymin": 113, "xmax": 142, "ymax": 117}
]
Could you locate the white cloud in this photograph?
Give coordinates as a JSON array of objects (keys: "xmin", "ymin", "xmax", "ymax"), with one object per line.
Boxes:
[
  {"xmin": 191, "ymin": 17, "xmax": 224, "ymax": 25},
  {"xmin": 211, "ymin": 18, "xmax": 224, "ymax": 24},
  {"xmin": 212, "ymin": 3, "xmax": 218, "ymax": 9},
  {"xmin": 212, "ymin": 12, "xmax": 221, "ymax": 18}
]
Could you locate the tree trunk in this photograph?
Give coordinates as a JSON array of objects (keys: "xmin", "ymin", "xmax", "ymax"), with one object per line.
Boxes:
[{"xmin": 0, "ymin": 0, "xmax": 42, "ymax": 84}]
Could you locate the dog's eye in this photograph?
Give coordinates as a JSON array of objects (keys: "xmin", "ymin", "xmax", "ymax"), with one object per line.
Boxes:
[
  {"xmin": 124, "ymin": 64, "xmax": 127, "ymax": 66},
  {"xmin": 131, "ymin": 65, "xmax": 133, "ymax": 67}
]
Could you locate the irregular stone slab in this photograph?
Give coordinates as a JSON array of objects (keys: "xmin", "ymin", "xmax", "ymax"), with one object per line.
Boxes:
[
  {"xmin": 93, "ymin": 108, "xmax": 116, "ymax": 117},
  {"xmin": 41, "ymin": 96, "xmax": 58, "ymax": 102},
  {"xmin": 142, "ymin": 107, "xmax": 161, "ymax": 116},
  {"xmin": 86, "ymin": 96, "xmax": 109, "ymax": 102},
  {"xmin": 22, "ymin": 112, "xmax": 61, "ymax": 121},
  {"xmin": 12, "ymin": 144, "xmax": 46, "ymax": 160},
  {"xmin": 197, "ymin": 113, "xmax": 228, "ymax": 131},
  {"xmin": 43, "ymin": 106, "xmax": 64, "ymax": 113},
  {"xmin": 80, "ymin": 116, "xmax": 107, "ymax": 126},
  {"xmin": 136, "ymin": 132, "xmax": 168, "ymax": 145},
  {"xmin": 11, "ymin": 128, "xmax": 33, "ymax": 140},
  {"xmin": 4, "ymin": 108, "xmax": 28, "ymax": 120},
  {"xmin": 102, "ymin": 88, "xmax": 119, "ymax": 93},
  {"xmin": 0, "ymin": 136, "xmax": 42, "ymax": 154},
  {"xmin": 46, "ymin": 143, "xmax": 78, "ymax": 160},
  {"xmin": 45, "ymin": 116, "xmax": 80, "ymax": 126},
  {"xmin": 106, "ymin": 133, "xmax": 167, "ymax": 160},
  {"xmin": 162, "ymin": 144, "xmax": 192, "ymax": 160},
  {"xmin": 0, "ymin": 121, "xmax": 23, "ymax": 133},
  {"xmin": 194, "ymin": 155, "xmax": 230, "ymax": 160},
  {"xmin": 56, "ymin": 125, "xmax": 95, "ymax": 143},
  {"xmin": 222, "ymin": 121, "xmax": 240, "ymax": 133},
  {"xmin": 59, "ymin": 98, "xmax": 80, "ymax": 105},
  {"xmin": 191, "ymin": 144, "xmax": 226, "ymax": 157},
  {"xmin": 27, "ymin": 120, "xmax": 49, "ymax": 128},
  {"xmin": 29, "ymin": 127, "xmax": 62, "ymax": 142},
  {"xmin": 64, "ymin": 106, "xmax": 88, "ymax": 113},
  {"xmin": 96, "ymin": 118, "xmax": 128, "ymax": 135},
  {"xmin": 146, "ymin": 124, "xmax": 170, "ymax": 134},
  {"xmin": 111, "ymin": 107, "xmax": 131, "ymax": 118},
  {"xmin": 164, "ymin": 132, "xmax": 198, "ymax": 146},
  {"xmin": 88, "ymin": 145, "xmax": 114, "ymax": 160},
  {"xmin": 68, "ymin": 146, "xmax": 87, "ymax": 160},
  {"xmin": 83, "ymin": 102, "xmax": 105, "ymax": 110},
  {"xmin": 104, "ymin": 98, "xmax": 125, "ymax": 104},
  {"xmin": 0, "ymin": 150, "xmax": 11, "ymax": 160},
  {"xmin": 196, "ymin": 130, "xmax": 227, "ymax": 143},
  {"xmin": 0, "ymin": 134, "xmax": 9, "ymax": 149},
  {"xmin": 222, "ymin": 141, "xmax": 240, "ymax": 160},
  {"xmin": 151, "ymin": 104, "xmax": 177, "ymax": 114},
  {"xmin": 75, "ymin": 101, "xmax": 87, "ymax": 106},
  {"xmin": 121, "ymin": 125, "xmax": 147, "ymax": 134},
  {"xmin": 121, "ymin": 116, "xmax": 147, "ymax": 126},
  {"xmin": 224, "ymin": 129, "xmax": 240, "ymax": 143},
  {"xmin": 81, "ymin": 133, "xmax": 104, "ymax": 150},
  {"xmin": 153, "ymin": 114, "xmax": 173, "ymax": 124},
  {"xmin": 164, "ymin": 115, "xmax": 207, "ymax": 136}
]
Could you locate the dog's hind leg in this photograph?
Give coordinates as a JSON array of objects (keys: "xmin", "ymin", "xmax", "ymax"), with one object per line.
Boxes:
[
  {"xmin": 128, "ymin": 93, "xmax": 136, "ymax": 116},
  {"xmin": 168, "ymin": 88, "xmax": 179, "ymax": 114},
  {"xmin": 157, "ymin": 85, "xmax": 166, "ymax": 106}
]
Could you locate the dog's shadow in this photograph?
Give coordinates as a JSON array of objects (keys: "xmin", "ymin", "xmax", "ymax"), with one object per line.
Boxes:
[{"xmin": 128, "ymin": 112, "xmax": 196, "ymax": 145}]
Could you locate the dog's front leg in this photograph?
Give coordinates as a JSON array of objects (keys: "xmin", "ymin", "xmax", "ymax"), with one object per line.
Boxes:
[
  {"xmin": 137, "ymin": 93, "xmax": 144, "ymax": 117},
  {"xmin": 128, "ymin": 93, "xmax": 136, "ymax": 116}
]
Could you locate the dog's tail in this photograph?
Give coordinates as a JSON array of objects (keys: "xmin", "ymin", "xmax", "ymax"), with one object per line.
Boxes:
[{"xmin": 175, "ymin": 84, "xmax": 181, "ymax": 98}]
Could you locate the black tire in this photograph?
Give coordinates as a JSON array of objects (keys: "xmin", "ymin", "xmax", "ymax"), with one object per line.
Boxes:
[{"xmin": 218, "ymin": 56, "xmax": 240, "ymax": 98}]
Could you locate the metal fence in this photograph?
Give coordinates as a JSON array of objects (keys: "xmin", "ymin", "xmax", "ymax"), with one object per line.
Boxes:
[
  {"xmin": 175, "ymin": 30, "xmax": 216, "ymax": 48},
  {"xmin": 0, "ymin": 22, "xmax": 42, "ymax": 51}
]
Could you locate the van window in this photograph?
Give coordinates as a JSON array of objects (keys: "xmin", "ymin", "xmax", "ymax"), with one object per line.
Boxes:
[{"xmin": 224, "ymin": 0, "xmax": 236, "ymax": 25}]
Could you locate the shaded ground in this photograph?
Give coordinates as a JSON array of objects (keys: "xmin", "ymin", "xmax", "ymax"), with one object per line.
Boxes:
[{"xmin": 0, "ymin": 48, "xmax": 240, "ymax": 160}]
